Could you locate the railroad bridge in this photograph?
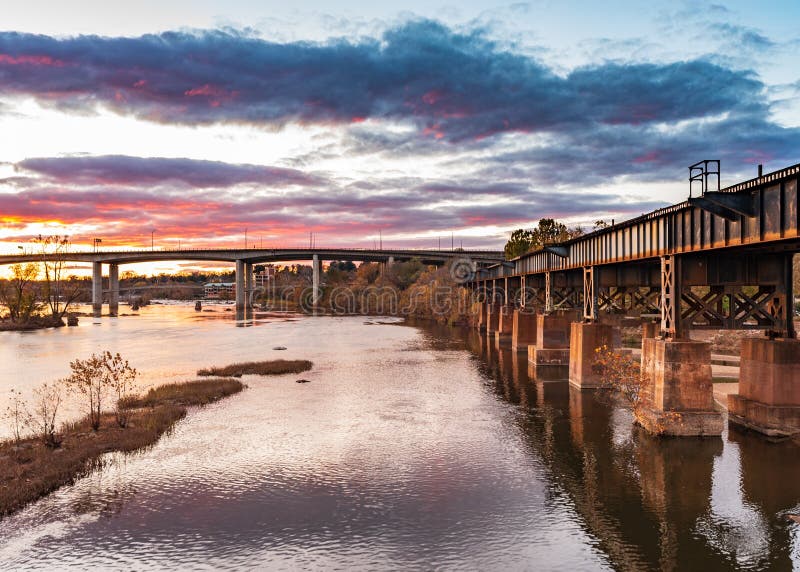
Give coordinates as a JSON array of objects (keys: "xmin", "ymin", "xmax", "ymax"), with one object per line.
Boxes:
[{"xmin": 469, "ymin": 161, "xmax": 800, "ymax": 438}]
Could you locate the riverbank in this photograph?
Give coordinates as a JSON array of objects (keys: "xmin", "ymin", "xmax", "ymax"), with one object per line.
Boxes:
[
  {"xmin": 0, "ymin": 378, "xmax": 244, "ymax": 518},
  {"xmin": 0, "ymin": 316, "xmax": 64, "ymax": 332}
]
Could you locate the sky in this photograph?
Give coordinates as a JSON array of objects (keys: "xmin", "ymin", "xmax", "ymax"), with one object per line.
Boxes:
[{"xmin": 0, "ymin": 0, "xmax": 798, "ymax": 275}]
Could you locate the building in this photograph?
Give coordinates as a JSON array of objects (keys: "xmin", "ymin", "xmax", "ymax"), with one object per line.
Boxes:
[{"xmin": 204, "ymin": 282, "xmax": 236, "ymax": 299}]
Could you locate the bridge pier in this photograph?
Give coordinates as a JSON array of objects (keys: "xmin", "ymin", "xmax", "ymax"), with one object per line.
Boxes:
[
  {"xmin": 511, "ymin": 309, "xmax": 537, "ymax": 353},
  {"xmin": 476, "ymin": 300, "xmax": 489, "ymax": 331},
  {"xmin": 245, "ymin": 262, "xmax": 253, "ymax": 310},
  {"xmin": 486, "ymin": 302, "xmax": 501, "ymax": 334},
  {"xmin": 235, "ymin": 259, "xmax": 245, "ymax": 316},
  {"xmin": 639, "ymin": 338, "xmax": 723, "ymax": 436},
  {"xmin": 528, "ymin": 312, "xmax": 572, "ymax": 380},
  {"xmin": 568, "ymin": 322, "xmax": 614, "ymax": 390},
  {"xmin": 494, "ymin": 305, "xmax": 513, "ymax": 346},
  {"xmin": 312, "ymin": 254, "xmax": 320, "ymax": 309},
  {"xmin": 109, "ymin": 263, "xmax": 119, "ymax": 317},
  {"xmin": 92, "ymin": 261, "xmax": 103, "ymax": 318},
  {"xmin": 729, "ymin": 338, "xmax": 800, "ymax": 437}
]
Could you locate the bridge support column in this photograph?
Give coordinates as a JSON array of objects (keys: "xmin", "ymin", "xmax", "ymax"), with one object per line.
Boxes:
[
  {"xmin": 494, "ymin": 305, "xmax": 513, "ymax": 346},
  {"xmin": 108, "ymin": 263, "xmax": 119, "ymax": 317},
  {"xmin": 486, "ymin": 302, "xmax": 501, "ymax": 334},
  {"xmin": 92, "ymin": 262, "xmax": 103, "ymax": 318},
  {"xmin": 235, "ymin": 259, "xmax": 245, "ymax": 315},
  {"xmin": 728, "ymin": 338, "xmax": 800, "ymax": 437},
  {"xmin": 639, "ymin": 339, "xmax": 722, "ymax": 436},
  {"xmin": 245, "ymin": 262, "xmax": 253, "ymax": 309},
  {"xmin": 569, "ymin": 322, "xmax": 614, "ymax": 389},
  {"xmin": 528, "ymin": 312, "xmax": 572, "ymax": 380},
  {"xmin": 476, "ymin": 300, "xmax": 489, "ymax": 331},
  {"xmin": 511, "ymin": 309, "xmax": 537, "ymax": 353},
  {"xmin": 312, "ymin": 254, "xmax": 320, "ymax": 308}
]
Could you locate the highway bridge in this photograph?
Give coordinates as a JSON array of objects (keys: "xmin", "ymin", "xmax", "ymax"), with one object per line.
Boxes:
[{"xmin": 0, "ymin": 246, "xmax": 504, "ymax": 318}]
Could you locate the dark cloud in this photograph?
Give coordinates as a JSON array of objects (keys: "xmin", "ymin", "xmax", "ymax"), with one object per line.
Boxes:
[
  {"xmin": 15, "ymin": 155, "xmax": 322, "ymax": 188},
  {"xmin": 0, "ymin": 21, "xmax": 773, "ymax": 142}
]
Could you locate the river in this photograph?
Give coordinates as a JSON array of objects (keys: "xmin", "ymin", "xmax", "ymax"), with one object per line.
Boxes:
[{"xmin": 1, "ymin": 305, "xmax": 799, "ymax": 570}]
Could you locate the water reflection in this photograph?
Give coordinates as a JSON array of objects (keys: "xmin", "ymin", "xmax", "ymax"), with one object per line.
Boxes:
[
  {"xmin": 0, "ymin": 314, "xmax": 798, "ymax": 570},
  {"xmin": 457, "ymin": 327, "xmax": 800, "ymax": 571}
]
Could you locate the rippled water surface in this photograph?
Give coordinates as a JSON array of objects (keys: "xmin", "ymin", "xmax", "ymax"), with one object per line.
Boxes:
[{"xmin": 1, "ymin": 306, "xmax": 799, "ymax": 570}]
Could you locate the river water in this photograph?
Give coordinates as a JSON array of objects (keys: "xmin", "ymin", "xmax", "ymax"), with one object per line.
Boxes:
[{"xmin": 1, "ymin": 305, "xmax": 799, "ymax": 570}]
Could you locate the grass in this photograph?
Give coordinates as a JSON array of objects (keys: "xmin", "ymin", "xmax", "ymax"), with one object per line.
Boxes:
[
  {"xmin": 197, "ymin": 359, "xmax": 313, "ymax": 378},
  {"xmin": 119, "ymin": 377, "xmax": 244, "ymax": 408},
  {"xmin": 0, "ymin": 378, "xmax": 244, "ymax": 519}
]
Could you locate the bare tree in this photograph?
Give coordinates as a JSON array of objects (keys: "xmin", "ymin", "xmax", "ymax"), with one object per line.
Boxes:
[
  {"xmin": 105, "ymin": 352, "xmax": 138, "ymax": 427},
  {"xmin": 29, "ymin": 382, "xmax": 63, "ymax": 448},
  {"xmin": 64, "ymin": 351, "xmax": 138, "ymax": 430},
  {"xmin": 3, "ymin": 388, "xmax": 32, "ymax": 447},
  {"xmin": 0, "ymin": 263, "xmax": 42, "ymax": 323},
  {"xmin": 33, "ymin": 235, "xmax": 83, "ymax": 321},
  {"xmin": 64, "ymin": 353, "xmax": 108, "ymax": 430}
]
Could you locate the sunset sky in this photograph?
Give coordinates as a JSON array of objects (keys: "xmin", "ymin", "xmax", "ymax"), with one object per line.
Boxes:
[{"xmin": 1, "ymin": 0, "xmax": 799, "ymax": 274}]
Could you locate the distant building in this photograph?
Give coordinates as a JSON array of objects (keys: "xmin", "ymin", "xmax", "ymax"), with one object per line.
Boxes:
[
  {"xmin": 254, "ymin": 265, "xmax": 275, "ymax": 289},
  {"xmin": 204, "ymin": 282, "xmax": 235, "ymax": 299}
]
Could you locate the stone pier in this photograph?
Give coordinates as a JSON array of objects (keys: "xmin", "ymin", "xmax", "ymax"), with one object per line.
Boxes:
[
  {"xmin": 728, "ymin": 338, "xmax": 800, "ymax": 437},
  {"xmin": 568, "ymin": 322, "xmax": 614, "ymax": 390},
  {"xmin": 476, "ymin": 301, "xmax": 489, "ymax": 331},
  {"xmin": 235, "ymin": 259, "xmax": 245, "ymax": 315},
  {"xmin": 511, "ymin": 309, "xmax": 537, "ymax": 353},
  {"xmin": 486, "ymin": 303, "xmax": 501, "ymax": 334},
  {"xmin": 528, "ymin": 313, "xmax": 572, "ymax": 380},
  {"xmin": 494, "ymin": 305, "xmax": 513, "ymax": 346},
  {"xmin": 639, "ymin": 339, "xmax": 723, "ymax": 436},
  {"xmin": 312, "ymin": 254, "xmax": 321, "ymax": 308}
]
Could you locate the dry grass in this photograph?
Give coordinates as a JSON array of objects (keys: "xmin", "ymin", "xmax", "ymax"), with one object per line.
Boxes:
[
  {"xmin": 197, "ymin": 359, "xmax": 312, "ymax": 378},
  {"xmin": 0, "ymin": 378, "xmax": 244, "ymax": 519},
  {"xmin": 119, "ymin": 378, "xmax": 244, "ymax": 409}
]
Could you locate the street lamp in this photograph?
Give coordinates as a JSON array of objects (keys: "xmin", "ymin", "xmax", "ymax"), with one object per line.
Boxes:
[
  {"xmin": 151, "ymin": 229, "xmax": 156, "ymax": 251},
  {"xmin": 93, "ymin": 238, "xmax": 102, "ymax": 252}
]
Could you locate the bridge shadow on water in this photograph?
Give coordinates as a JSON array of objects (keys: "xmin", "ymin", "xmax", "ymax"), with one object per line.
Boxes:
[{"xmin": 405, "ymin": 319, "xmax": 800, "ymax": 571}]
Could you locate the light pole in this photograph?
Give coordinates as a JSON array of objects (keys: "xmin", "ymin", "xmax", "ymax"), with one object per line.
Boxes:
[
  {"xmin": 93, "ymin": 238, "xmax": 102, "ymax": 252},
  {"xmin": 151, "ymin": 229, "xmax": 155, "ymax": 251},
  {"xmin": 245, "ymin": 228, "xmax": 248, "ymax": 249}
]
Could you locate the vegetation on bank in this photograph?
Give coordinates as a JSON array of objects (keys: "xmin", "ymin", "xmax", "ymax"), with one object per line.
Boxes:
[
  {"xmin": 197, "ymin": 359, "xmax": 313, "ymax": 377},
  {"xmin": 0, "ymin": 350, "xmax": 246, "ymax": 519}
]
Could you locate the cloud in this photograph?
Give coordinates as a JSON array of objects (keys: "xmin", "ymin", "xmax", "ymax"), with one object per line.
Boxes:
[
  {"xmin": 0, "ymin": 21, "xmax": 774, "ymax": 142},
  {"xmin": 14, "ymin": 155, "xmax": 323, "ymax": 189}
]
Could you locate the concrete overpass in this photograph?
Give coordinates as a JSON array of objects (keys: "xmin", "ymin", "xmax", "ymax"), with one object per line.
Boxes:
[{"xmin": 0, "ymin": 247, "xmax": 504, "ymax": 318}]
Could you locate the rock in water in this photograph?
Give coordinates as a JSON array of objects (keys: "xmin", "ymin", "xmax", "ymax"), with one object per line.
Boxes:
[
  {"xmin": 273, "ymin": 346, "xmax": 287, "ymax": 350},
  {"xmin": 67, "ymin": 316, "xmax": 79, "ymax": 326},
  {"xmin": 295, "ymin": 379, "xmax": 311, "ymax": 384},
  {"xmin": 787, "ymin": 514, "xmax": 800, "ymax": 524}
]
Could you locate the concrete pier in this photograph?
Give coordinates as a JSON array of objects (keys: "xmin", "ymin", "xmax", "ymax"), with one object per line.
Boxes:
[
  {"xmin": 92, "ymin": 261, "xmax": 103, "ymax": 318},
  {"xmin": 486, "ymin": 303, "xmax": 501, "ymax": 334},
  {"xmin": 528, "ymin": 313, "xmax": 572, "ymax": 379},
  {"xmin": 728, "ymin": 338, "xmax": 800, "ymax": 437},
  {"xmin": 108, "ymin": 263, "xmax": 119, "ymax": 317},
  {"xmin": 568, "ymin": 322, "xmax": 614, "ymax": 389},
  {"xmin": 494, "ymin": 305, "xmax": 513, "ymax": 346},
  {"xmin": 312, "ymin": 254, "xmax": 320, "ymax": 308},
  {"xmin": 476, "ymin": 301, "xmax": 489, "ymax": 331},
  {"xmin": 511, "ymin": 309, "xmax": 537, "ymax": 353},
  {"xmin": 245, "ymin": 262, "xmax": 253, "ymax": 309},
  {"xmin": 639, "ymin": 339, "xmax": 722, "ymax": 436},
  {"xmin": 235, "ymin": 259, "xmax": 245, "ymax": 314}
]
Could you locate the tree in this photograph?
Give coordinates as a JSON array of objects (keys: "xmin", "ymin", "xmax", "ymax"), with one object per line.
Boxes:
[
  {"xmin": 30, "ymin": 382, "xmax": 63, "ymax": 447},
  {"xmin": 0, "ymin": 263, "xmax": 42, "ymax": 323},
  {"xmin": 504, "ymin": 229, "xmax": 535, "ymax": 259},
  {"xmin": 504, "ymin": 219, "xmax": 584, "ymax": 260},
  {"xmin": 3, "ymin": 388, "xmax": 32, "ymax": 447},
  {"xmin": 33, "ymin": 235, "xmax": 82, "ymax": 321},
  {"xmin": 106, "ymin": 352, "xmax": 138, "ymax": 428},
  {"xmin": 64, "ymin": 351, "xmax": 138, "ymax": 430},
  {"xmin": 593, "ymin": 220, "xmax": 610, "ymax": 231}
]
